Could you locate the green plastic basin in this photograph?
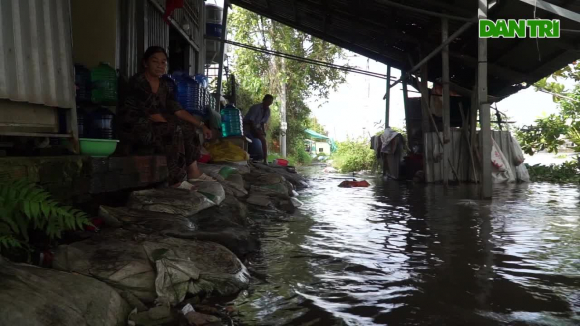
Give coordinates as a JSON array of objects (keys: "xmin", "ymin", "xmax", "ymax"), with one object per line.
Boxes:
[{"xmin": 79, "ymin": 138, "xmax": 119, "ymax": 157}]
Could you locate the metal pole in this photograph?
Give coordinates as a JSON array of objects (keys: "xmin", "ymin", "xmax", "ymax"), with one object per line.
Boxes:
[
  {"xmin": 280, "ymin": 58, "xmax": 287, "ymax": 158},
  {"xmin": 442, "ymin": 17, "xmax": 451, "ymax": 186},
  {"xmin": 216, "ymin": 1, "xmax": 229, "ymax": 101},
  {"xmin": 387, "ymin": 19, "xmax": 475, "ymax": 90},
  {"xmin": 385, "ymin": 66, "xmax": 391, "ymax": 127},
  {"xmin": 479, "ymin": 0, "xmax": 492, "ymax": 199}
]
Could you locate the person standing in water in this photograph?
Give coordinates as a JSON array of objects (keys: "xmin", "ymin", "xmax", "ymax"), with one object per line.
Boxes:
[
  {"xmin": 118, "ymin": 46, "xmax": 214, "ymax": 190},
  {"xmin": 244, "ymin": 94, "xmax": 274, "ymax": 164}
]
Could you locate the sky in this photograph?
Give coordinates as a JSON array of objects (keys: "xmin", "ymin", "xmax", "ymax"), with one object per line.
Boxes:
[{"xmin": 306, "ymin": 52, "xmax": 566, "ymax": 142}]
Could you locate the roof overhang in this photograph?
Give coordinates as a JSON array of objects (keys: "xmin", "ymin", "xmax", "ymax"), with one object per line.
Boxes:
[{"xmin": 229, "ymin": 0, "xmax": 580, "ymax": 99}]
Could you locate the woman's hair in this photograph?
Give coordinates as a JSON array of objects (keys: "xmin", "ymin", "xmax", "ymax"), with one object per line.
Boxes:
[{"xmin": 141, "ymin": 46, "xmax": 168, "ymax": 71}]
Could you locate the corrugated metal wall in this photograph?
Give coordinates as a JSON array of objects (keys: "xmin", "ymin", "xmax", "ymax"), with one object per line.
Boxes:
[
  {"xmin": 144, "ymin": 1, "xmax": 169, "ymax": 51},
  {"xmin": 0, "ymin": 0, "xmax": 75, "ymax": 109},
  {"xmin": 424, "ymin": 130, "xmax": 517, "ymax": 183},
  {"xmin": 118, "ymin": 0, "xmax": 143, "ymax": 78}
]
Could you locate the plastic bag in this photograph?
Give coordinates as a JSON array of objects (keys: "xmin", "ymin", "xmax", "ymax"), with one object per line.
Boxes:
[
  {"xmin": 53, "ymin": 229, "xmax": 250, "ymax": 305},
  {"xmin": 205, "ymin": 140, "xmax": 249, "ymax": 163},
  {"xmin": 491, "ymin": 137, "xmax": 515, "ymax": 183},
  {"xmin": 491, "ymin": 138, "xmax": 507, "ymax": 172},
  {"xmin": 191, "ymin": 181, "xmax": 226, "ymax": 205},
  {"xmin": 511, "ymin": 135, "xmax": 525, "ymax": 166},
  {"xmin": 516, "ymin": 164, "xmax": 530, "ymax": 182},
  {"xmin": 127, "ymin": 188, "xmax": 215, "ymax": 217}
]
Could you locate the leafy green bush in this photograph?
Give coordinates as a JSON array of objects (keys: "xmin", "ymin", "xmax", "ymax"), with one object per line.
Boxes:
[
  {"xmin": 288, "ymin": 146, "xmax": 312, "ymax": 165},
  {"xmin": 526, "ymin": 159, "xmax": 580, "ymax": 183},
  {"xmin": 331, "ymin": 138, "xmax": 376, "ymax": 173},
  {"xmin": 0, "ymin": 179, "xmax": 91, "ymax": 252}
]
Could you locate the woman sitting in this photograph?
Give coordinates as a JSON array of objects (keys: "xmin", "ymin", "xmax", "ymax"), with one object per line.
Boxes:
[{"xmin": 118, "ymin": 46, "xmax": 213, "ymax": 190}]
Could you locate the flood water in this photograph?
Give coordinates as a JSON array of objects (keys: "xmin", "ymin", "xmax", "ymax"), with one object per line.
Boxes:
[{"xmin": 234, "ymin": 169, "xmax": 580, "ymax": 325}]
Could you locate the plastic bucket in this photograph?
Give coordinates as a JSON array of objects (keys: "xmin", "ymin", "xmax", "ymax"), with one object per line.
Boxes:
[{"xmin": 274, "ymin": 158, "xmax": 289, "ymax": 167}]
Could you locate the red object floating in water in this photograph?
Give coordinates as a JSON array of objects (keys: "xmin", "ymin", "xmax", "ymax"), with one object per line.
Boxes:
[{"xmin": 338, "ymin": 180, "xmax": 370, "ymax": 188}]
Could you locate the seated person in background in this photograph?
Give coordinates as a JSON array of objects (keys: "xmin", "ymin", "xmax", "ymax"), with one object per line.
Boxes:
[
  {"xmin": 243, "ymin": 94, "xmax": 273, "ymax": 164},
  {"xmin": 118, "ymin": 46, "xmax": 214, "ymax": 190}
]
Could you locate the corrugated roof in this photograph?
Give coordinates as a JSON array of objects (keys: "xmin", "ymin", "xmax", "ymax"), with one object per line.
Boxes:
[
  {"xmin": 230, "ymin": 0, "xmax": 580, "ymax": 98},
  {"xmin": 0, "ymin": 0, "xmax": 75, "ymax": 109}
]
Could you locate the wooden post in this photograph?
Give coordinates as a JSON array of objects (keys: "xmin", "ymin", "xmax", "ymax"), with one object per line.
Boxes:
[
  {"xmin": 442, "ymin": 17, "xmax": 451, "ymax": 186},
  {"xmin": 385, "ymin": 66, "xmax": 391, "ymax": 127},
  {"xmin": 420, "ymin": 65, "xmax": 432, "ymax": 183},
  {"xmin": 479, "ymin": 0, "xmax": 492, "ymax": 199}
]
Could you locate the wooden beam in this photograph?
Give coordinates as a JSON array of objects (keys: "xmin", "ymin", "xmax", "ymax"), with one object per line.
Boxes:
[
  {"xmin": 479, "ymin": 0, "xmax": 492, "ymax": 199},
  {"xmin": 450, "ymin": 52, "xmax": 533, "ymax": 83},
  {"xmin": 442, "ymin": 17, "xmax": 451, "ymax": 186},
  {"xmin": 388, "ymin": 19, "xmax": 475, "ymax": 89},
  {"xmin": 518, "ymin": 0, "xmax": 580, "ymax": 23},
  {"xmin": 375, "ymin": 0, "xmax": 474, "ymax": 22}
]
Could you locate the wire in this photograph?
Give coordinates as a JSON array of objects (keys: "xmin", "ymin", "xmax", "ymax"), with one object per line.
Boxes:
[
  {"xmin": 534, "ymin": 0, "xmax": 542, "ymax": 62},
  {"xmin": 206, "ymin": 37, "xmax": 396, "ymax": 80}
]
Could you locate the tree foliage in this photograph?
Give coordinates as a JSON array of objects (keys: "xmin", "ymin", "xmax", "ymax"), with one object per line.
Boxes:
[
  {"xmin": 308, "ymin": 116, "xmax": 328, "ymax": 136},
  {"xmin": 331, "ymin": 138, "xmax": 376, "ymax": 173},
  {"xmin": 517, "ymin": 62, "xmax": 580, "ymax": 155},
  {"xmin": 228, "ymin": 8, "xmax": 346, "ymax": 156}
]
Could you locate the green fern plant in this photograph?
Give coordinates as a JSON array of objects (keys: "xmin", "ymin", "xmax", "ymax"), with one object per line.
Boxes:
[{"xmin": 0, "ymin": 179, "xmax": 91, "ymax": 252}]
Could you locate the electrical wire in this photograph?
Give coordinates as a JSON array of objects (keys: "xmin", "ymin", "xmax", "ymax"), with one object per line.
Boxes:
[{"xmin": 206, "ymin": 37, "xmax": 397, "ymax": 80}]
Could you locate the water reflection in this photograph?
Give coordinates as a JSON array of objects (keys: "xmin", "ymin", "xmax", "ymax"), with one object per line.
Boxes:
[{"xmin": 234, "ymin": 170, "xmax": 580, "ymax": 325}]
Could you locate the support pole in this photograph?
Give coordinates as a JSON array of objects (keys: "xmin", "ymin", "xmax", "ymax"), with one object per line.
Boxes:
[
  {"xmin": 479, "ymin": 0, "xmax": 492, "ymax": 199},
  {"xmin": 385, "ymin": 66, "xmax": 391, "ymax": 127},
  {"xmin": 280, "ymin": 58, "xmax": 287, "ymax": 158},
  {"xmin": 420, "ymin": 65, "xmax": 432, "ymax": 183},
  {"xmin": 442, "ymin": 17, "xmax": 451, "ymax": 186},
  {"xmin": 402, "ymin": 73, "xmax": 409, "ymax": 136},
  {"xmin": 216, "ymin": 1, "xmax": 229, "ymax": 101}
]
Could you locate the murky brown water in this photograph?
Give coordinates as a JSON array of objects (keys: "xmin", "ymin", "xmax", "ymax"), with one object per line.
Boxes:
[{"xmin": 234, "ymin": 169, "xmax": 580, "ymax": 325}]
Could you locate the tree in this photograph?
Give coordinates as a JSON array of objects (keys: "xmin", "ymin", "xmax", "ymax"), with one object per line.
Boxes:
[
  {"xmin": 516, "ymin": 62, "xmax": 580, "ymax": 155},
  {"xmin": 228, "ymin": 8, "xmax": 346, "ymax": 156},
  {"xmin": 308, "ymin": 116, "xmax": 328, "ymax": 136}
]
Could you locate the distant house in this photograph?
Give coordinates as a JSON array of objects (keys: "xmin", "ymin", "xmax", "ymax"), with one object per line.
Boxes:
[{"xmin": 304, "ymin": 129, "xmax": 336, "ymax": 156}]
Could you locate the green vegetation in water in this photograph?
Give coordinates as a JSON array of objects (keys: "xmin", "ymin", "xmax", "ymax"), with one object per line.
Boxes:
[
  {"xmin": 526, "ymin": 160, "xmax": 580, "ymax": 183},
  {"xmin": 0, "ymin": 179, "xmax": 91, "ymax": 254},
  {"xmin": 331, "ymin": 138, "xmax": 375, "ymax": 173}
]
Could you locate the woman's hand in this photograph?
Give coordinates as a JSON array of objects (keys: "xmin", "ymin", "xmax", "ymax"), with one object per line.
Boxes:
[
  {"xmin": 202, "ymin": 125, "xmax": 212, "ymax": 140},
  {"xmin": 149, "ymin": 114, "xmax": 167, "ymax": 123}
]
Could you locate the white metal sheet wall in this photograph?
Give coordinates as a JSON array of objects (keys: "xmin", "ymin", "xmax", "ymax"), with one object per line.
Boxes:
[{"xmin": 0, "ymin": 0, "xmax": 75, "ymax": 109}]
